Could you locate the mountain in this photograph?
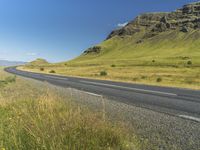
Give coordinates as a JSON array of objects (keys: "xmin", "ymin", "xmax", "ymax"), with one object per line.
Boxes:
[
  {"xmin": 71, "ymin": 1, "xmax": 200, "ymax": 66},
  {"xmin": 0, "ymin": 60, "xmax": 26, "ymax": 67}
]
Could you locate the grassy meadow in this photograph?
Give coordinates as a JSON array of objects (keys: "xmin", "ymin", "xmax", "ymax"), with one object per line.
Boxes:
[
  {"xmin": 20, "ymin": 30, "xmax": 200, "ymax": 89},
  {"xmin": 0, "ymin": 68, "xmax": 138, "ymax": 150}
]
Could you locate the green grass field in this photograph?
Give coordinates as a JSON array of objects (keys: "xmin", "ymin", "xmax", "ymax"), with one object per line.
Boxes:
[
  {"xmin": 0, "ymin": 68, "xmax": 138, "ymax": 150},
  {"xmin": 21, "ymin": 29, "xmax": 200, "ymax": 89}
]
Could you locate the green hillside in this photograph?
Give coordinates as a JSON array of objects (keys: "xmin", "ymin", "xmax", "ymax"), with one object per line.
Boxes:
[{"xmin": 70, "ymin": 30, "xmax": 200, "ymax": 66}]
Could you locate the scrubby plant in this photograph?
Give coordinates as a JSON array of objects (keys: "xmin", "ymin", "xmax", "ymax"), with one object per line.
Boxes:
[
  {"xmin": 156, "ymin": 77, "xmax": 162, "ymax": 82},
  {"xmin": 111, "ymin": 64, "xmax": 116, "ymax": 67},
  {"xmin": 187, "ymin": 60, "xmax": 192, "ymax": 65},
  {"xmin": 100, "ymin": 71, "xmax": 107, "ymax": 76},
  {"xmin": 132, "ymin": 77, "xmax": 138, "ymax": 81},
  {"xmin": 40, "ymin": 67, "xmax": 44, "ymax": 71},
  {"xmin": 49, "ymin": 70, "xmax": 56, "ymax": 73},
  {"xmin": 141, "ymin": 76, "xmax": 147, "ymax": 79}
]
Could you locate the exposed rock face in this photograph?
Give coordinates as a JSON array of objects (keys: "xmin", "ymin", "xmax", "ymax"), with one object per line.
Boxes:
[
  {"xmin": 107, "ymin": 2, "xmax": 200, "ymax": 39},
  {"xmin": 180, "ymin": 26, "xmax": 189, "ymax": 32},
  {"xmin": 84, "ymin": 46, "xmax": 102, "ymax": 54}
]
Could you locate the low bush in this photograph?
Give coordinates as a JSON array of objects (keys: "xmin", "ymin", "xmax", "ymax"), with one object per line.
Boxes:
[
  {"xmin": 111, "ymin": 64, "xmax": 116, "ymax": 67},
  {"xmin": 100, "ymin": 71, "xmax": 107, "ymax": 76},
  {"xmin": 49, "ymin": 70, "xmax": 56, "ymax": 73},
  {"xmin": 40, "ymin": 67, "xmax": 44, "ymax": 71},
  {"xmin": 141, "ymin": 76, "xmax": 147, "ymax": 79},
  {"xmin": 156, "ymin": 77, "xmax": 162, "ymax": 82},
  {"xmin": 132, "ymin": 77, "xmax": 138, "ymax": 81},
  {"xmin": 187, "ymin": 60, "xmax": 192, "ymax": 65}
]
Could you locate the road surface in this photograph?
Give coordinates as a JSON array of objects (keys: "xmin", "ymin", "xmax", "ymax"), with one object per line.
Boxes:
[{"xmin": 5, "ymin": 67, "xmax": 200, "ymax": 122}]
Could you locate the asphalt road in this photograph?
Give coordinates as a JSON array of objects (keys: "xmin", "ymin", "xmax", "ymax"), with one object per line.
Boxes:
[{"xmin": 5, "ymin": 67, "xmax": 200, "ymax": 122}]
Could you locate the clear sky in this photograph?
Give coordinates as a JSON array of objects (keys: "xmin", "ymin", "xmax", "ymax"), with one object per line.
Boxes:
[{"xmin": 0, "ymin": 0, "xmax": 198, "ymax": 62}]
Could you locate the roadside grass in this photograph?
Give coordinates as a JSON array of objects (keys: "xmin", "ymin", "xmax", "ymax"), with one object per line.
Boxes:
[
  {"xmin": 0, "ymin": 69, "xmax": 138, "ymax": 150},
  {"xmin": 20, "ymin": 64, "xmax": 200, "ymax": 90},
  {"xmin": 0, "ymin": 68, "xmax": 16, "ymax": 87}
]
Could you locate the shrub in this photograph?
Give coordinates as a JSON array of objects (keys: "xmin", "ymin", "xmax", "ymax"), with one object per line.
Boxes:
[
  {"xmin": 49, "ymin": 70, "xmax": 56, "ymax": 73},
  {"xmin": 100, "ymin": 71, "xmax": 107, "ymax": 76},
  {"xmin": 132, "ymin": 78, "xmax": 138, "ymax": 81},
  {"xmin": 156, "ymin": 77, "xmax": 162, "ymax": 82},
  {"xmin": 187, "ymin": 60, "xmax": 192, "ymax": 65},
  {"xmin": 141, "ymin": 76, "xmax": 147, "ymax": 79},
  {"xmin": 111, "ymin": 64, "xmax": 116, "ymax": 67},
  {"xmin": 40, "ymin": 67, "xmax": 44, "ymax": 71},
  {"xmin": 152, "ymin": 60, "xmax": 156, "ymax": 63}
]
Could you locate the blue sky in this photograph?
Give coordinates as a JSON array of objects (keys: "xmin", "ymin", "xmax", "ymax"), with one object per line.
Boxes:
[{"xmin": 0, "ymin": 0, "xmax": 198, "ymax": 62}]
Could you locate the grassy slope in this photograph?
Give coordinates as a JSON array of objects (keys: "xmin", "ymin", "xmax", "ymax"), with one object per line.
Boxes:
[
  {"xmin": 21, "ymin": 29, "xmax": 200, "ymax": 89},
  {"xmin": 0, "ymin": 68, "xmax": 138, "ymax": 149},
  {"xmin": 71, "ymin": 30, "xmax": 200, "ymax": 65}
]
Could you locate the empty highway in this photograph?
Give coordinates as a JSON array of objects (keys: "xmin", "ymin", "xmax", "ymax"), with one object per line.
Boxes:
[{"xmin": 5, "ymin": 67, "xmax": 200, "ymax": 122}]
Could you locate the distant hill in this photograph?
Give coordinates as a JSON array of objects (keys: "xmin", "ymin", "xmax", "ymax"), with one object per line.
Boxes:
[
  {"xmin": 28, "ymin": 58, "xmax": 49, "ymax": 66},
  {"xmin": 0, "ymin": 60, "xmax": 26, "ymax": 67}
]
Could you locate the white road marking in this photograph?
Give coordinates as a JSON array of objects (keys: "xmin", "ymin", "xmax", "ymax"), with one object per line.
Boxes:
[
  {"xmin": 84, "ymin": 91, "xmax": 102, "ymax": 97},
  {"xmin": 80, "ymin": 80, "xmax": 177, "ymax": 96},
  {"xmin": 178, "ymin": 115, "xmax": 200, "ymax": 122}
]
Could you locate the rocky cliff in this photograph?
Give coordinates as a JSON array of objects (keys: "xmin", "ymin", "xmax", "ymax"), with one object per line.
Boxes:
[{"xmin": 107, "ymin": 2, "xmax": 200, "ymax": 39}]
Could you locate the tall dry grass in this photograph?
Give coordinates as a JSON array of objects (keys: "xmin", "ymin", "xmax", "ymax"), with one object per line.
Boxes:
[{"xmin": 0, "ymin": 69, "xmax": 136, "ymax": 150}]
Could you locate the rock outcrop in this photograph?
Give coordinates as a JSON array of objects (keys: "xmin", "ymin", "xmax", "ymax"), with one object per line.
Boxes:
[
  {"xmin": 107, "ymin": 2, "xmax": 200, "ymax": 39},
  {"xmin": 84, "ymin": 46, "xmax": 102, "ymax": 54}
]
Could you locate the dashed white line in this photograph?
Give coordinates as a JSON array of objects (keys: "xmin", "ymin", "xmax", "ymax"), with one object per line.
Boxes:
[
  {"xmin": 84, "ymin": 91, "xmax": 102, "ymax": 97},
  {"xmin": 80, "ymin": 80, "xmax": 177, "ymax": 96},
  {"xmin": 178, "ymin": 115, "xmax": 200, "ymax": 122}
]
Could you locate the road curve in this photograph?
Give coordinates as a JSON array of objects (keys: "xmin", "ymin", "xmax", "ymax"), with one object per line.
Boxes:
[{"xmin": 5, "ymin": 67, "xmax": 200, "ymax": 122}]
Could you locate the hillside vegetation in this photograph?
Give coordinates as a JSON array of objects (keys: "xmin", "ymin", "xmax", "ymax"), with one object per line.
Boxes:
[
  {"xmin": 0, "ymin": 68, "xmax": 137, "ymax": 149},
  {"xmin": 21, "ymin": 2, "xmax": 200, "ymax": 89}
]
